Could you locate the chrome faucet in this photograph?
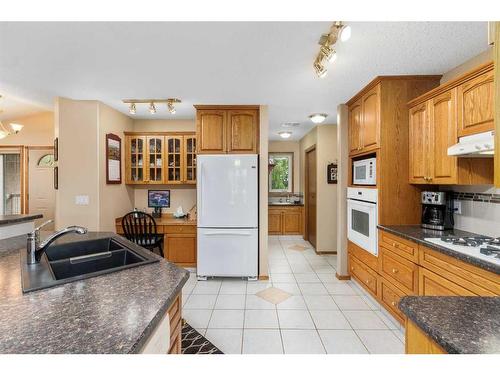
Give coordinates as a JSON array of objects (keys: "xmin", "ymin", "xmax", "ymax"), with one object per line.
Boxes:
[{"xmin": 26, "ymin": 220, "xmax": 88, "ymax": 264}]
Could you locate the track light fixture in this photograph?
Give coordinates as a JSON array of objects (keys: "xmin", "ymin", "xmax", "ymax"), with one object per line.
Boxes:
[
  {"xmin": 128, "ymin": 103, "xmax": 136, "ymax": 115},
  {"xmin": 313, "ymin": 22, "xmax": 351, "ymax": 78},
  {"xmin": 149, "ymin": 102, "xmax": 156, "ymax": 114},
  {"xmin": 122, "ymin": 98, "xmax": 181, "ymax": 116}
]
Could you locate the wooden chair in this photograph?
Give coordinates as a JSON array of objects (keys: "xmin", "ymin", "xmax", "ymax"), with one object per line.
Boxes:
[{"xmin": 121, "ymin": 211, "xmax": 164, "ymax": 257}]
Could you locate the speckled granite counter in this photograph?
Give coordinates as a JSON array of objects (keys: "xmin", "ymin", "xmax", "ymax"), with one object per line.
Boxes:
[
  {"xmin": 378, "ymin": 225, "xmax": 500, "ymax": 274},
  {"xmin": 0, "ymin": 214, "xmax": 43, "ymax": 226},
  {"xmin": 399, "ymin": 296, "xmax": 500, "ymax": 354},
  {"xmin": 0, "ymin": 232, "xmax": 189, "ymax": 354}
]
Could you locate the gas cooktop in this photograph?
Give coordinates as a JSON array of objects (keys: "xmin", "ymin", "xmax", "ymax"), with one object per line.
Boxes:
[{"xmin": 424, "ymin": 235, "xmax": 500, "ymax": 266}]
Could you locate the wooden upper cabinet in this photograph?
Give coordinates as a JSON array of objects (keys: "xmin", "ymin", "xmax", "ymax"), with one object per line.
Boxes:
[
  {"xmin": 360, "ymin": 85, "xmax": 380, "ymax": 152},
  {"xmin": 125, "ymin": 133, "xmax": 196, "ymax": 185},
  {"xmin": 428, "ymin": 89, "xmax": 457, "ymax": 184},
  {"xmin": 195, "ymin": 106, "xmax": 259, "ymax": 154},
  {"xmin": 348, "ymin": 85, "xmax": 380, "ymax": 156},
  {"xmin": 146, "ymin": 136, "xmax": 165, "ymax": 184},
  {"xmin": 348, "ymin": 99, "xmax": 362, "ymax": 154},
  {"xmin": 409, "ymin": 102, "xmax": 430, "ymax": 184},
  {"xmin": 126, "ymin": 135, "xmax": 146, "ymax": 184},
  {"xmin": 226, "ymin": 109, "xmax": 258, "ymax": 153},
  {"xmin": 457, "ymin": 69, "xmax": 494, "ymax": 137},
  {"xmin": 196, "ymin": 110, "xmax": 226, "ymax": 154}
]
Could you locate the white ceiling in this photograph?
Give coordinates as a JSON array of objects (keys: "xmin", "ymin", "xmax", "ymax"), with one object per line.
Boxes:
[
  {"xmin": 0, "ymin": 22, "xmax": 489, "ymax": 140},
  {"xmin": 0, "ymin": 94, "xmax": 48, "ymax": 121}
]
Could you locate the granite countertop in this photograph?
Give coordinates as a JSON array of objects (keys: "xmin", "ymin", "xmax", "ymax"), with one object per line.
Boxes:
[
  {"xmin": 378, "ymin": 225, "xmax": 500, "ymax": 274},
  {"xmin": 0, "ymin": 214, "xmax": 43, "ymax": 226},
  {"xmin": 0, "ymin": 231, "xmax": 189, "ymax": 354},
  {"xmin": 399, "ymin": 296, "xmax": 500, "ymax": 354}
]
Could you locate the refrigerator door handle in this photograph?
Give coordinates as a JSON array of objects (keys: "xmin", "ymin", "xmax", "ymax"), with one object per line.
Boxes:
[{"xmin": 203, "ymin": 231, "xmax": 253, "ymax": 236}]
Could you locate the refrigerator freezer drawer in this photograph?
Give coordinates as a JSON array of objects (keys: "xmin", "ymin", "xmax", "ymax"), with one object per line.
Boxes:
[{"xmin": 197, "ymin": 228, "xmax": 258, "ymax": 278}]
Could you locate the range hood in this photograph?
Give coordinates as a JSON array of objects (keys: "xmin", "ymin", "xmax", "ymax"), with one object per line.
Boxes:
[{"xmin": 447, "ymin": 131, "xmax": 495, "ymax": 157}]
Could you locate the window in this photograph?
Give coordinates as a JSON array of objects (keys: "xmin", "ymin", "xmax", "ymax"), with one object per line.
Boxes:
[
  {"xmin": 269, "ymin": 153, "xmax": 293, "ymax": 192},
  {"xmin": 37, "ymin": 154, "xmax": 55, "ymax": 168}
]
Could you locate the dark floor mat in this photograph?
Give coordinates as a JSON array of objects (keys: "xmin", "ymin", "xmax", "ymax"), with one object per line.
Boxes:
[{"xmin": 181, "ymin": 322, "xmax": 224, "ymax": 354}]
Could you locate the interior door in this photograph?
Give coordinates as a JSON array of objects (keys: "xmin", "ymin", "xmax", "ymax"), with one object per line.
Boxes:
[
  {"xmin": 306, "ymin": 148, "xmax": 317, "ymax": 248},
  {"xmin": 28, "ymin": 149, "xmax": 55, "ymax": 229}
]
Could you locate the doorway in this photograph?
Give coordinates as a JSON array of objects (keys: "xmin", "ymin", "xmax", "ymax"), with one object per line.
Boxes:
[
  {"xmin": 305, "ymin": 146, "xmax": 317, "ymax": 249},
  {"xmin": 27, "ymin": 147, "xmax": 55, "ymax": 229}
]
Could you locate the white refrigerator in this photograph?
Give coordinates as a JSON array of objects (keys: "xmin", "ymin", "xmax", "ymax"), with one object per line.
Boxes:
[{"xmin": 197, "ymin": 154, "xmax": 258, "ymax": 280}]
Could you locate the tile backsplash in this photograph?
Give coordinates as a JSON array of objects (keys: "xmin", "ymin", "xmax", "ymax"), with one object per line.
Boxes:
[{"xmin": 445, "ymin": 186, "xmax": 500, "ymax": 237}]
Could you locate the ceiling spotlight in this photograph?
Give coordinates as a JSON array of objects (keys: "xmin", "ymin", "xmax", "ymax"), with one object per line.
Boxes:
[
  {"xmin": 314, "ymin": 61, "xmax": 327, "ymax": 78},
  {"xmin": 340, "ymin": 25, "xmax": 352, "ymax": 42},
  {"xmin": 149, "ymin": 102, "xmax": 156, "ymax": 114},
  {"xmin": 320, "ymin": 45, "xmax": 336, "ymax": 63},
  {"xmin": 278, "ymin": 131, "xmax": 292, "ymax": 139},
  {"xmin": 10, "ymin": 123, "xmax": 24, "ymax": 133},
  {"xmin": 128, "ymin": 103, "xmax": 136, "ymax": 115},
  {"xmin": 167, "ymin": 101, "xmax": 176, "ymax": 114},
  {"xmin": 309, "ymin": 113, "xmax": 328, "ymax": 124}
]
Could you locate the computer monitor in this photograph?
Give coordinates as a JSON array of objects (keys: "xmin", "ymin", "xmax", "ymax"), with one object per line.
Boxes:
[{"xmin": 148, "ymin": 190, "xmax": 170, "ymax": 208}]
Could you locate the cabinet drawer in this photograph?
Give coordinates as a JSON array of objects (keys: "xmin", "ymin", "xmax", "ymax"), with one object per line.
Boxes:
[
  {"xmin": 379, "ymin": 230, "xmax": 419, "ymax": 263},
  {"xmin": 165, "ymin": 225, "xmax": 197, "ymax": 234},
  {"xmin": 378, "ymin": 277, "xmax": 405, "ymax": 323},
  {"xmin": 379, "ymin": 247, "xmax": 419, "ymax": 294},
  {"xmin": 419, "ymin": 268, "xmax": 476, "ymax": 296},
  {"xmin": 348, "ymin": 240, "xmax": 378, "ymax": 271},
  {"xmin": 349, "ymin": 254, "xmax": 378, "ymax": 295},
  {"xmin": 419, "ymin": 246, "xmax": 500, "ymax": 296}
]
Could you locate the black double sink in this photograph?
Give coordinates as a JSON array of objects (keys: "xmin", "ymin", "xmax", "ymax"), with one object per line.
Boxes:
[{"xmin": 21, "ymin": 237, "xmax": 159, "ymax": 293}]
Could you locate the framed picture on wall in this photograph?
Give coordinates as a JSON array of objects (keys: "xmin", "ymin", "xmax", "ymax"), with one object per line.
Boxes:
[
  {"xmin": 327, "ymin": 163, "xmax": 338, "ymax": 184},
  {"xmin": 106, "ymin": 133, "xmax": 122, "ymax": 184}
]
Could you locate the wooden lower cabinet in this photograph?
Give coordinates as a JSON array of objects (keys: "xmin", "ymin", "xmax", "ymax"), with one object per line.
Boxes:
[
  {"xmin": 347, "ymin": 230, "xmax": 500, "ymax": 325},
  {"xmin": 165, "ymin": 234, "xmax": 196, "ymax": 267},
  {"xmin": 168, "ymin": 294, "xmax": 182, "ymax": 354},
  {"xmin": 268, "ymin": 206, "xmax": 303, "ymax": 235},
  {"xmin": 406, "ymin": 320, "xmax": 446, "ymax": 354}
]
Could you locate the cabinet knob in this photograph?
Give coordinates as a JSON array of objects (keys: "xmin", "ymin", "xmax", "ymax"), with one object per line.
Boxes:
[
  {"xmin": 366, "ymin": 279, "xmax": 370, "ymax": 284},
  {"xmin": 392, "ymin": 268, "xmax": 398, "ymax": 274},
  {"xmin": 351, "ymin": 267, "xmax": 354, "ymax": 271},
  {"xmin": 391, "ymin": 301, "xmax": 396, "ymax": 306}
]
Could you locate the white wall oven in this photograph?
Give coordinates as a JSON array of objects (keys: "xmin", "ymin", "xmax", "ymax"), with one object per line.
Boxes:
[
  {"xmin": 352, "ymin": 157, "xmax": 376, "ymax": 185},
  {"xmin": 347, "ymin": 187, "xmax": 378, "ymax": 256}
]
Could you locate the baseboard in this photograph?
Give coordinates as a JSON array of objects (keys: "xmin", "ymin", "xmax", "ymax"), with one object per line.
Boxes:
[
  {"xmin": 315, "ymin": 250, "xmax": 337, "ymax": 255},
  {"xmin": 258, "ymin": 275, "xmax": 270, "ymax": 281},
  {"xmin": 335, "ymin": 272, "xmax": 351, "ymax": 280}
]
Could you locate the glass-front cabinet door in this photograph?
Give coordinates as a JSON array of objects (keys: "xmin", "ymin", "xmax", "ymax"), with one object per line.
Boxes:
[
  {"xmin": 146, "ymin": 136, "xmax": 164, "ymax": 184},
  {"xmin": 127, "ymin": 136, "xmax": 146, "ymax": 183},
  {"xmin": 184, "ymin": 136, "xmax": 197, "ymax": 184},
  {"xmin": 166, "ymin": 136, "xmax": 183, "ymax": 184}
]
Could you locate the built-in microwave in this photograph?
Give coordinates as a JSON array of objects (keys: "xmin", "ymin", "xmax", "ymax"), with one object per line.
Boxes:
[{"xmin": 353, "ymin": 157, "xmax": 376, "ymax": 185}]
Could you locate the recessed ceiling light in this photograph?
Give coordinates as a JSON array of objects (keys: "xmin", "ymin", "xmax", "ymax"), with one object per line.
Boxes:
[
  {"xmin": 278, "ymin": 131, "xmax": 292, "ymax": 139},
  {"xmin": 340, "ymin": 25, "xmax": 352, "ymax": 42},
  {"xmin": 309, "ymin": 113, "xmax": 328, "ymax": 124}
]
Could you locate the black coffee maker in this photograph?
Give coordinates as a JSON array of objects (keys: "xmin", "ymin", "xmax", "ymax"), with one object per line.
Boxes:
[{"xmin": 421, "ymin": 191, "xmax": 454, "ymax": 231}]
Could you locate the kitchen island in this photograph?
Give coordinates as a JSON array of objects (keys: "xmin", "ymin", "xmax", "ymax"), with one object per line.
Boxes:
[
  {"xmin": 399, "ymin": 296, "xmax": 500, "ymax": 354},
  {"xmin": 0, "ymin": 232, "xmax": 189, "ymax": 354}
]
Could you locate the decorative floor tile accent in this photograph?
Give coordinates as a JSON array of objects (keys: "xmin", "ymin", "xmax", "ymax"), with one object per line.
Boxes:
[{"xmin": 256, "ymin": 286, "xmax": 292, "ymax": 304}]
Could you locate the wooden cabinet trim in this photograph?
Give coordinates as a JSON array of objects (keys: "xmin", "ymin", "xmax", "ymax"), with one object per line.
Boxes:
[{"xmin": 408, "ymin": 62, "xmax": 493, "ymax": 107}]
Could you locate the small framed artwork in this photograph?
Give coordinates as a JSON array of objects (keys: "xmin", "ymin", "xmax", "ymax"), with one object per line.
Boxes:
[
  {"xmin": 54, "ymin": 166, "xmax": 58, "ymax": 190},
  {"xmin": 106, "ymin": 133, "xmax": 122, "ymax": 184},
  {"xmin": 53, "ymin": 138, "xmax": 58, "ymax": 161},
  {"xmin": 327, "ymin": 163, "xmax": 338, "ymax": 184}
]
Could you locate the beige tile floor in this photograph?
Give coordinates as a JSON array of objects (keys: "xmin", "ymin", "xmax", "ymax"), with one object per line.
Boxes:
[{"xmin": 181, "ymin": 235, "xmax": 405, "ymax": 354}]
